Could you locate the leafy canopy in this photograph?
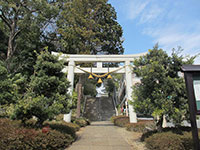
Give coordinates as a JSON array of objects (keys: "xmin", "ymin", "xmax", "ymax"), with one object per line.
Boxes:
[
  {"xmin": 11, "ymin": 48, "xmax": 71, "ymax": 126},
  {"xmin": 0, "ymin": 61, "xmax": 14, "ymax": 105},
  {"xmin": 57, "ymin": 0, "xmax": 124, "ymax": 54},
  {"xmin": 132, "ymin": 45, "xmax": 196, "ymax": 127}
]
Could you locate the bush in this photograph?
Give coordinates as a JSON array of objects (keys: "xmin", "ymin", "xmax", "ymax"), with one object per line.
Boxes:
[
  {"xmin": 110, "ymin": 115, "xmax": 119, "ymax": 123},
  {"xmin": 126, "ymin": 120, "xmax": 154, "ymax": 132},
  {"xmin": 48, "ymin": 122, "xmax": 76, "ymax": 139},
  {"xmin": 145, "ymin": 132, "xmax": 185, "ymax": 150},
  {"xmin": 24, "ymin": 118, "xmax": 37, "ymax": 128},
  {"xmin": 0, "ymin": 127, "xmax": 73, "ymax": 150},
  {"xmin": 141, "ymin": 130, "xmax": 158, "ymax": 142},
  {"xmin": 141, "ymin": 126, "xmax": 192, "ymax": 142},
  {"xmin": 74, "ymin": 118, "xmax": 88, "ymax": 127},
  {"xmin": 34, "ymin": 130, "xmax": 73, "ymax": 150},
  {"xmin": 61, "ymin": 121, "xmax": 80, "ymax": 132},
  {"xmin": 55, "ymin": 114, "xmax": 64, "ymax": 121},
  {"xmin": 0, "ymin": 119, "xmax": 74, "ymax": 150},
  {"xmin": 113, "ymin": 115, "xmax": 129, "ymax": 127},
  {"xmin": 82, "ymin": 117, "xmax": 91, "ymax": 125},
  {"xmin": 180, "ymin": 132, "xmax": 193, "ymax": 150}
]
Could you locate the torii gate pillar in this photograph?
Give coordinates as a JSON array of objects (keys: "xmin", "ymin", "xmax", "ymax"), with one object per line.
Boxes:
[
  {"xmin": 64, "ymin": 60, "xmax": 75, "ymax": 122},
  {"xmin": 125, "ymin": 61, "xmax": 137, "ymax": 123}
]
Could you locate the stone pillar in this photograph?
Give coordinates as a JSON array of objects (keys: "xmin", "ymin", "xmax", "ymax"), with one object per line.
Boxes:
[
  {"xmin": 67, "ymin": 60, "xmax": 75, "ymax": 95},
  {"xmin": 125, "ymin": 61, "xmax": 137, "ymax": 123},
  {"xmin": 64, "ymin": 60, "xmax": 75, "ymax": 122}
]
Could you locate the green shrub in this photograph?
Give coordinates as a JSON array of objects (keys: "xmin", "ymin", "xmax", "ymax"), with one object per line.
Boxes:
[
  {"xmin": 113, "ymin": 115, "xmax": 129, "ymax": 127},
  {"xmin": 61, "ymin": 121, "xmax": 80, "ymax": 132},
  {"xmin": 145, "ymin": 132, "xmax": 184, "ymax": 150},
  {"xmin": 55, "ymin": 114, "xmax": 64, "ymax": 121},
  {"xmin": 126, "ymin": 120, "xmax": 154, "ymax": 132},
  {"xmin": 141, "ymin": 126, "xmax": 192, "ymax": 142},
  {"xmin": 110, "ymin": 115, "xmax": 119, "ymax": 123},
  {"xmin": 81, "ymin": 117, "xmax": 91, "ymax": 125},
  {"xmin": 0, "ymin": 119, "xmax": 74, "ymax": 150},
  {"xmin": 49, "ymin": 122, "xmax": 76, "ymax": 139},
  {"xmin": 74, "ymin": 118, "xmax": 88, "ymax": 127},
  {"xmin": 73, "ymin": 117, "xmax": 90, "ymax": 127},
  {"xmin": 24, "ymin": 118, "xmax": 37, "ymax": 128},
  {"xmin": 71, "ymin": 115, "xmax": 76, "ymax": 122},
  {"xmin": 141, "ymin": 130, "xmax": 157, "ymax": 142},
  {"xmin": 34, "ymin": 130, "xmax": 73, "ymax": 150},
  {"xmin": 180, "ymin": 132, "xmax": 193, "ymax": 150}
]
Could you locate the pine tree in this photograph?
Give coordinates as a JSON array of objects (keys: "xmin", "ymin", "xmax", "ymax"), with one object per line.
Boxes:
[{"xmin": 12, "ymin": 48, "xmax": 71, "ymax": 126}]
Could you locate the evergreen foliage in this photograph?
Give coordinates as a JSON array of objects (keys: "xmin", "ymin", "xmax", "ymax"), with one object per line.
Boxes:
[
  {"xmin": 11, "ymin": 48, "xmax": 71, "ymax": 126},
  {"xmin": 57, "ymin": 0, "xmax": 124, "ymax": 54},
  {"xmin": 132, "ymin": 45, "xmax": 196, "ymax": 129},
  {"xmin": 0, "ymin": 0, "xmax": 59, "ymax": 60},
  {"xmin": 0, "ymin": 61, "xmax": 14, "ymax": 105}
]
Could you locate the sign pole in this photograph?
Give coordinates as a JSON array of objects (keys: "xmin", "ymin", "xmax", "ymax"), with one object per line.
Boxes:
[{"xmin": 184, "ymin": 72, "xmax": 200, "ymax": 150}]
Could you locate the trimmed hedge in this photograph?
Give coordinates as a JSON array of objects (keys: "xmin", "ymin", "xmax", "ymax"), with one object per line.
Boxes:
[
  {"xmin": 145, "ymin": 131, "xmax": 195, "ymax": 150},
  {"xmin": 180, "ymin": 132, "xmax": 193, "ymax": 150},
  {"xmin": 145, "ymin": 132, "xmax": 184, "ymax": 150},
  {"xmin": 0, "ymin": 118, "xmax": 74, "ymax": 150},
  {"xmin": 61, "ymin": 121, "xmax": 80, "ymax": 132},
  {"xmin": 110, "ymin": 115, "xmax": 120, "ymax": 123},
  {"xmin": 126, "ymin": 120, "xmax": 155, "ymax": 132},
  {"xmin": 48, "ymin": 122, "xmax": 77, "ymax": 139},
  {"xmin": 112, "ymin": 115, "xmax": 130, "ymax": 127},
  {"xmin": 73, "ymin": 117, "xmax": 90, "ymax": 127},
  {"xmin": 141, "ymin": 126, "xmax": 192, "ymax": 142}
]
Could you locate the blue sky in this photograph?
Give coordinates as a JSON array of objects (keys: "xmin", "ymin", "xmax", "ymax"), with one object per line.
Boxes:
[{"xmin": 108, "ymin": 0, "xmax": 200, "ymax": 64}]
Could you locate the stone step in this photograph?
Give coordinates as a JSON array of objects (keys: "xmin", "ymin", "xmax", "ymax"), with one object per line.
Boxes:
[{"xmin": 83, "ymin": 96, "xmax": 115, "ymax": 121}]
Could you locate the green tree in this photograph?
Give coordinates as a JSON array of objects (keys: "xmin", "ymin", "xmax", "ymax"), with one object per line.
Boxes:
[
  {"xmin": 0, "ymin": 21, "xmax": 8, "ymax": 60},
  {"xmin": 132, "ymin": 45, "xmax": 196, "ymax": 130},
  {"xmin": 0, "ymin": 0, "xmax": 59, "ymax": 66},
  {"xmin": 57, "ymin": 0, "xmax": 124, "ymax": 54},
  {"xmin": 11, "ymin": 48, "xmax": 71, "ymax": 126},
  {"xmin": 0, "ymin": 61, "xmax": 14, "ymax": 105}
]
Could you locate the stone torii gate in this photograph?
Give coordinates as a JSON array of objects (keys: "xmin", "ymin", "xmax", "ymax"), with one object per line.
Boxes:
[{"xmin": 52, "ymin": 52, "xmax": 146, "ymax": 123}]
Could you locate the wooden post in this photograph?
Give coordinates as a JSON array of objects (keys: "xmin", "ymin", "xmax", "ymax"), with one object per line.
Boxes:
[{"xmin": 184, "ymin": 72, "xmax": 200, "ymax": 150}]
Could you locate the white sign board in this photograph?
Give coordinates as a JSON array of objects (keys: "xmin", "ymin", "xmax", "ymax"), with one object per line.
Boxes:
[{"xmin": 194, "ymin": 80, "xmax": 200, "ymax": 100}]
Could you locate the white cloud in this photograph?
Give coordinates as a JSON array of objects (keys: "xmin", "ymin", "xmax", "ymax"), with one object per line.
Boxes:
[
  {"xmin": 143, "ymin": 25, "xmax": 200, "ymax": 64},
  {"xmin": 127, "ymin": 0, "xmax": 200, "ymax": 64},
  {"xmin": 128, "ymin": 0, "xmax": 149, "ymax": 20},
  {"xmin": 139, "ymin": 6, "xmax": 163, "ymax": 24}
]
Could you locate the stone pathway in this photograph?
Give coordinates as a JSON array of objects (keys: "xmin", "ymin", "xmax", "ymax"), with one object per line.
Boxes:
[{"xmin": 67, "ymin": 121, "xmax": 133, "ymax": 150}]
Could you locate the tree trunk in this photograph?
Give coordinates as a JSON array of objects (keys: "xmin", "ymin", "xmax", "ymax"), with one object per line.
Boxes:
[{"xmin": 7, "ymin": 36, "xmax": 14, "ymax": 60}]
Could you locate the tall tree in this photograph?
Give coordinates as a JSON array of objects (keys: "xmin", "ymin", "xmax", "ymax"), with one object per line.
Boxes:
[
  {"xmin": 132, "ymin": 45, "xmax": 197, "ymax": 130},
  {"xmin": 0, "ymin": 0, "xmax": 58, "ymax": 61},
  {"xmin": 0, "ymin": 24, "xmax": 8, "ymax": 60},
  {"xmin": 57, "ymin": 0, "xmax": 124, "ymax": 54}
]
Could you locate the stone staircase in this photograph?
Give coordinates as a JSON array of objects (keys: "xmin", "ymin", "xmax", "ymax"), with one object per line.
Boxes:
[{"xmin": 83, "ymin": 96, "xmax": 115, "ymax": 121}]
